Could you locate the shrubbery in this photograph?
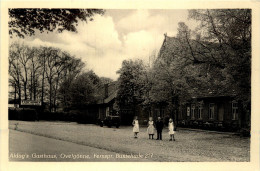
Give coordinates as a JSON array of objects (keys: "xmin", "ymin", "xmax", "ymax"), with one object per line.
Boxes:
[
  {"xmin": 9, "ymin": 108, "xmax": 37, "ymax": 121},
  {"xmin": 9, "ymin": 108, "xmax": 97, "ymax": 124}
]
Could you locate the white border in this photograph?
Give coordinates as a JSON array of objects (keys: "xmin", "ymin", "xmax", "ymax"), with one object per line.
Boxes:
[{"xmin": 1, "ymin": 1, "xmax": 259, "ymax": 171}]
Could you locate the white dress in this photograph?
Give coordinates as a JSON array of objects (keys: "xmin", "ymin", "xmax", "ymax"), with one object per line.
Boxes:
[
  {"xmin": 133, "ymin": 120, "xmax": 139, "ymax": 133},
  {"xmin": 168, "ymin": 122, "xmax": 175, "ymax": 135},
  {"xmin": 147, "ymin": 121, "xmax": 155, "ymax": 135}
]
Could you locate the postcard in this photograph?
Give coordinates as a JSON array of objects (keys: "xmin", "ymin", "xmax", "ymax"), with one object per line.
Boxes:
[{"xmin": 1, "ymin": 0, "xmax": 259, "ymax": 171}]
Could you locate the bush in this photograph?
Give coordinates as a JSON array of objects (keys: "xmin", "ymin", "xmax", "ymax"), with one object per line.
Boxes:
[
  {"xmin": 9, "ymin": 108, "xmax": 37, "ymax": 121},
  {"xmin": 37, "ymin": 110, "xmax": 97, "ymax": 123},
  {"xmin": 38, "ymin": 111, "xmax": 77, "ymax": 122},
  {"xmin": 8, "ymin": 108, "xmax": 19, "ymax": 120}
]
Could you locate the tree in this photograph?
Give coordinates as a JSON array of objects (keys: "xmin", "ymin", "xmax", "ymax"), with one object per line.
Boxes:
[
  {"xmin": 116, "ymin": 59, "xmax": 146, "ymax": 116},
  {"xmin": 43, "ymin": 47, "xmax": 83, "ymax": 111},
  {"xmin": 99, "ymin": 77, "xmax": 113, "ymax": 84},
  {"xmin": 8, "ymin": 42, "xmax": 86, "ymax": 113},
  {"xmin": 9, "ymin": 43, "xmax": 36, "ymax": 100},
  {"xmin": 188, "ymin": 9, "xmax": 251, "ymax": 106},
  {"xmin": 28, "ymin": 47, "xmax": 42, "ymax": 100},
  {"xmin": 151, "ymin": 46, "xmax": 187, "ymax": 123},
  {"xmin": 175, "ymin": 22, "xmax": 232, "ymax": 95},
  {"xmin": 59, "ymin": 71, "xmax": 101, "ymax": 109},
  {"xmin": 44, "ymin": 47, "xmax": 60, "ymax": 111},
  {"xmin": 70, "ymin": 72, "xmax": 97, "ymax": 107},
  {"xmin": 52, "ymin": 51, "xmax": 73, "ymax": 112},
  {"xmin": 138, "ymin": 65, "xmax": 155, "ymax": 116},
  {"xmin": 9, "ymin": 43, "xmax": 22, "ymax": 101},
  {"xmin": 9, "ymin": 9, "xmax": 105, "ymax": 38},
  {"xmin": 149, "ymin": 9, "xmax": 251, "ymax": 123},
  {"xmin": 58, "ymin": 57, "xmax": 85, "ymax": 110}
]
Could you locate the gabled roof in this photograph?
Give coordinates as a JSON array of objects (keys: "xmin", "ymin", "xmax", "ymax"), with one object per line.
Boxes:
[
  {"xmin": 96, "ymin": 81, "xmax": 118, "ymax": 104},
  {"xmin": 158, "ymin": 35, "xmax": 220, "ymax": 61},
  {"xmin": 157, "ymin": 35, "xmax": 236, "ymax": 99},
  {"xmin": 158, "ymin": 36, "xmax": 180, "ymax": 59},
  {"xmin": 97, "ymin": 90, "xmax": 117, "ymax": 104}
]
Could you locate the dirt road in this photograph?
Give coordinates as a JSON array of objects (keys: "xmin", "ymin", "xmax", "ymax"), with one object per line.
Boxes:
[{"xmin": 9, "ymin": 121, "xmax": 250, "ymax": 162}]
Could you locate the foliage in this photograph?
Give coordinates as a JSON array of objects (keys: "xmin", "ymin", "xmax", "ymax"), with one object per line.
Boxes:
[
  {"xmin": 9, "ymin": 9, "xmax": 105, "ymax": 38},
  {"xmin": 9, "ymin": 43, "xmax": 114, "ymax": 112},
  {"xmin": 68, "ymin": 71, "xmax": 101, "ymax": 108},
  {"xmin": 188, "ymin": 9, "xmax": 251, "ymax": 106},
  {"xmin": 152, "ymin": 9, "xmax": 251, "ymax": 107},
  {"xmin": 116, "ymin": 59, "xmax": 146, "ymax": 108},
  {"xmin": 115, "ymin": 9, "xmax": 251, "ymax": 120},
  {"xmin": 99, "ymin": 77, "xmax": 113, "ymax": 84}
]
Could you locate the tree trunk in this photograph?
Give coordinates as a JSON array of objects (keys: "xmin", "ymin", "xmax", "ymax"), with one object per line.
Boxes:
[
  {"xmin": 53, "ymin": 73, "xmax": 60, "ymax": 112},
  {"xmin": 49, "ymin": 80, "xmax": 52, "ymax": 112},
  {"xmin": 33, "ymin": 76, "xmax": 37, "ymax": 100},
  {"xmin": 24, "ymin": 82, "xmax": 27, "ymax": 100},
  {"xmin": 16, "ymin": 76, "xmax": 21, "ymax": 103},
  {"xmin": 14, "ymin": 84, "xmax": 17, "ymax": 100},
  {"xmin": 18, "ymin": 84, "xmax": 21, "ymax": 103},
  {"xmin": 53, "ymin": 88, "xmax": 57, "ymax": 112},
  {"xmin": 41, "ymin": 74, "xmax": 44, "ymax": 103},
  {"xmin": 30, "ymin": 72, "xmax": 33, "ymax": 100},
  {"xmin": 41, "ymin": 56, "xmax": 45, "ymax": 104}
]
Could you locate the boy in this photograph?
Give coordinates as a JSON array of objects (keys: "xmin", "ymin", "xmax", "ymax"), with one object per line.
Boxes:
[{"xmin": 155, "ymin": 117, "xmax": 164, "ymax": 140}]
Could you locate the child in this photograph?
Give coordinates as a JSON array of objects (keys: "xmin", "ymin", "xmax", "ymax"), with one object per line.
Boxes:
[
  {"xmin": 156, "ymin": 117, "xmax": 164, "ymax": 140},
  {"xmin": 168, "ymin": 118, "xmax": 175, "ymax": 141},
  {"xmin": 147, "ymin": 117, "xmax": 155, "ymax": 139},
  {"xmin": 132, "ymin": 116, "xmax": 139, "ymax": 138}
]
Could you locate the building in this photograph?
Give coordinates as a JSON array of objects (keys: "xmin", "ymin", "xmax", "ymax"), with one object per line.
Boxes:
[
  {"xmin": 155, "ymin": 34, "xmax": 251, "ymax": 131},
  {"xmin": 96, "ymin": 81, "xmax": 142, "ymax": 125},
  {"xmin": 97, "ymin": 82, "xmax": 118, "ymax": 121},
  {"xmin": 79, "ymin": 34, "xmax": 250, "ymax": 132},
  {"xmin": 178, "ymin": 95, "xmax": 249, "ymax": 131}
]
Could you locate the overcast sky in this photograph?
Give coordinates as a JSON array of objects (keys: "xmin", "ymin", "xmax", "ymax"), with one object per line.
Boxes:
[{"xmin": 11, "ymin": 9, "xmax": 199, "ymax": 80}]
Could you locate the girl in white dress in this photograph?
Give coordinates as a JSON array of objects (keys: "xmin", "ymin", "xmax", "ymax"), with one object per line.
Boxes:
[
  {"xmin": 147, "ymin": 117, "xmax": 155, "ymax": 139},
  {"xmin": 132, "ymin": 116, "xmax": 139, "ymax": 138},
  {"xmin": 168, "ymin": 118, "xmax": 175, "ymax": 141}
]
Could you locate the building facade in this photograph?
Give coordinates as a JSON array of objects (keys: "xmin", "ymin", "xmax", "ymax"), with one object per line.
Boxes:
[{"xmin": 178, "ymin": 96, "xmax": 250, "ymax": 131}]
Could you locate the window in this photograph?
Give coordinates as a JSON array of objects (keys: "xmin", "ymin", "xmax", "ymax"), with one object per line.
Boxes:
[
  {"xmin": 198, "ymin": 104, "xmax": 203, "ymax": 119},
  {"xmin": 232, "ymin": 102, "xmax": 238, "ymax": 120},
  {"xmin": 187, "ymin": 107, "xmax": 190, "ymax": 116},
  {"xmin": 191, "ymin": 104, "xmax": 195, "ymax": 119},
  {"xmin": 209, "ymin": 103, "xmax": 214, "ymax": 119}
]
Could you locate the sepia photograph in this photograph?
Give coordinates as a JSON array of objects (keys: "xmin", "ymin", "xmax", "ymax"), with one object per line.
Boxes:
[{"xmin": 1, "ymin": 1, "xmax": 258, "ymax": 169}]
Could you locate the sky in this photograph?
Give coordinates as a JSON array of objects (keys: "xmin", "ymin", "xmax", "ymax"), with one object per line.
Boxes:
[{"xmin": 11, "ymin": 9, "xmax": 199, "ymax": 80}]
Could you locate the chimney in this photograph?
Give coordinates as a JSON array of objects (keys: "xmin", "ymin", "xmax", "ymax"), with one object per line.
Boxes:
[{"xmin": 104, "ymin": 84, "xmax": 109, "ymax": 98}]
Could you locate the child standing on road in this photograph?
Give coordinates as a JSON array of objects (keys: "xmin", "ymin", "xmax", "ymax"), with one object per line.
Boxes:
[
  {"xmin": 168, "ymin": 118, "xmax": 175, "ymax": 141},
  {"xmin": 156, "ymin": 117, "xmax": 164, "ymax": 140},
  {"xmin": 132, "ymin": 116, "xmax": 139, "ymax": 138},
  {"xmin": 147, "ymin": 117, "xmax": 155, "ymax": 139}
]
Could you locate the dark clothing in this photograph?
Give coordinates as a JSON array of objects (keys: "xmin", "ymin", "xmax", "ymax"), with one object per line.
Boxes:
[
  {"xmin": 156, "ymin": 120, "xmax": 164, "ymax": 140},
  {"xmin": 157, "ymin": 130, "xmax": 162, "ymax": 140},
  {"xmin": 156, "ymin": 120, "xmax": 164, "ymax": 131}
]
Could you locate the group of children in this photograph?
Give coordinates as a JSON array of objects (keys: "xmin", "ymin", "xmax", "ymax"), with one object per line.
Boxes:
[{"xmin": 132, "ymin": 116, "xmax": 176, "ymax": 141}]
